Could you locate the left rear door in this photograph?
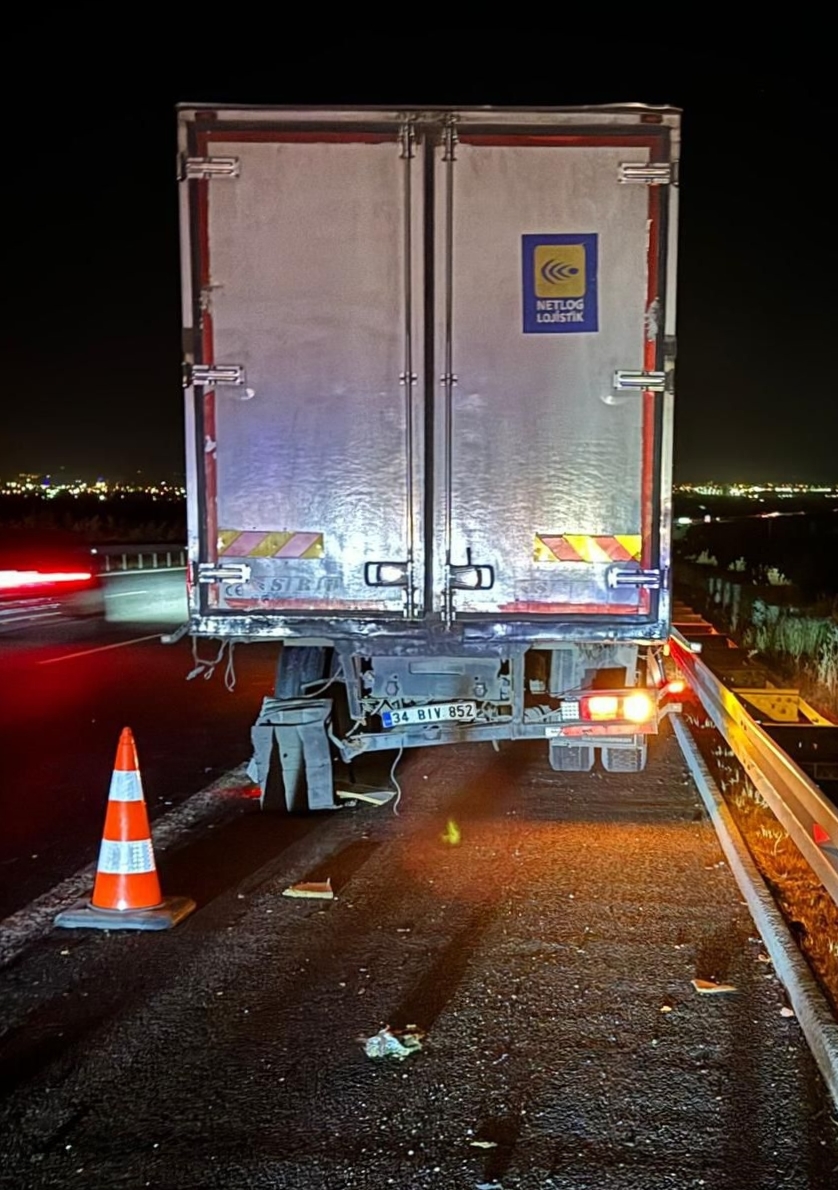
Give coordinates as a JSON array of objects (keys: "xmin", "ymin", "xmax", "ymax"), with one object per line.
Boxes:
[{"xmin": 183, "ymin": 117, "xmax": 425, "ymax": 620}]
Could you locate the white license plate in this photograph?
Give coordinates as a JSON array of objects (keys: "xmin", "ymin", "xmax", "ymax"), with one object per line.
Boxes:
[{"xmin": 381, "ymin": 701, "xmax": 477, "ymax": 729}]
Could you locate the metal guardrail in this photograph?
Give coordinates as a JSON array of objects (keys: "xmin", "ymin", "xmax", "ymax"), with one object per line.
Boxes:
[
  {"xmin": 93, "ymin": 544, "xmax": 187, "ymax": 573},
  {"xmin": 669, "ymin": 631, "xmax": 838, "ymax": 909}
]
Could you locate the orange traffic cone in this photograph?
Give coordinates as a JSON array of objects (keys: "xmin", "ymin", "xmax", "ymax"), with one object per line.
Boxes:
[{"xmin": 55, "ymin": 728, "xmax": 195, "ymax": 930}]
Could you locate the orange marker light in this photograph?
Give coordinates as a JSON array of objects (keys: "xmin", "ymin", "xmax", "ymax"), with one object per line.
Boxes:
[
  {"xmin": 587, "ymin": 695, "xmax": 620, "ymax": 719},
  {"xmin": 623, "ymin": 691, "xmax": 656, "ymax": 723}
]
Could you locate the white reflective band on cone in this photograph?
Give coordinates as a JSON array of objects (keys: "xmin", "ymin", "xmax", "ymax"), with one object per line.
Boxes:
[
  {"xmin": 97, "ymin": 838, "xmax": 156, "ymax": 874},
  {"xmin": 107, "ymin": 769, "xmax": 144, "ymax": 803}
]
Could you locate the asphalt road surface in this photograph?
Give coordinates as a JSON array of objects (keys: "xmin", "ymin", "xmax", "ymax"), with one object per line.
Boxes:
[
  {"xmin": 1, "ymin": 731, "xmax": 835, "ymax": 1188},
  {"xmin": 0, "ymin": 572, "xmax": 276, "ymax": 918}
]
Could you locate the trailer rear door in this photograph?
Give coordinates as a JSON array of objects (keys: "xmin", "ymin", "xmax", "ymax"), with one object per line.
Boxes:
[
  {"xmin": 181, "ymin": 110, "xmax": 675, "ymax": 634},
  {"xmin": 186, "ymin": 125, "xmax": 424, "ymax": 617},
  {"xmin": 432, "ymin": 125, "xmax": 668, "ymax": 623}
]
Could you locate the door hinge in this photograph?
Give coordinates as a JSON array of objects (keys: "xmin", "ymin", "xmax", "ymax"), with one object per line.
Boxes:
[
  {"xmin": 442, "ymin": 115, "xmax": 458, "ymax": 162},
  {"xmin": 607, "ymin": 567, "xmax": 662, "ymax": 590},
  {"xmin": 180, "ymin": 156, "xmax": 240, "ymax": 181},
  {"xmin": 618, "ymin": 161, "xmax": 675, "ymax": 186},
  {"xmin": 197, "ymin": 562, "xmax": 252, "ymax": 584},
  {"xmin": 185, "ymin": 363, "xmax": 246, "ymax": 388},
  {"xmin": 398, "ymin": 118, "xmax": 417, "ymax": 159},
  {"xmin": 613, "ymin": 370, "xmax": 666, "ymax": 393}
]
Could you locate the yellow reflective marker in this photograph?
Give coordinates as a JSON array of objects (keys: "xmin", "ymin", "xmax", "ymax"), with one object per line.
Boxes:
[{"xmin": 441, "ymin": 819, "xmax": 461, "ymax": 847}]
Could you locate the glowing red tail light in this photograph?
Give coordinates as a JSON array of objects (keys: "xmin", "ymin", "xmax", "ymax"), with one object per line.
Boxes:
[
  {"xmin": 0, "ymin": 569, "xmax": 94, "ymax": 592},
  {"xmin": 580, "ymin": 690, "xmax": 657, "ymax": 724},
  {"xmin": 622, "ymin": 691, "xmax": 656, "ymax": 723},
  {"xmin": 582, "ymin": 695, "xmax": 620, "ymax": 720}
]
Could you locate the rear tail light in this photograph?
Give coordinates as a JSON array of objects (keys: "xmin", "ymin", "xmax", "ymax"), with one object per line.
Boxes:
[
  {"xmin": 622, "ymin": 691, "xmax": 656, "ymax": 723},
  {"xmin": 579, "ymin": 690, "xmax": 657, "ymax": 724},
  {"xmin": 585, "ymin": 695, "xmax": 620, "ymax": 720}
]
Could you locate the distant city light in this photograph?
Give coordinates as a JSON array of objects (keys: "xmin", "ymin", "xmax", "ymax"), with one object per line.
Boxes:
[
  {"xmin": 1, "ymin": 476, "xmax": 834, "ymax": 501},
  {"xmin": 0, "ymin": 474, "xmax": 186, "ymax": 499},
  {"xmin": 674, "ymin": 482, "xmax": 837, "ymax": 498}
]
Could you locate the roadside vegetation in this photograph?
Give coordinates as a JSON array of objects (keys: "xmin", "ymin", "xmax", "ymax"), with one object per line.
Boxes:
[{"xmin": 0, "ymin": 493, "xmax": 186, "ymax": 544}]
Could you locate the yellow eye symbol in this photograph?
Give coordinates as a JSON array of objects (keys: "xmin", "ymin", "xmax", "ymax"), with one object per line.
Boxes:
[{"xmin": 534, "ymin": 243, "xmax": 586, "ymax": 298}]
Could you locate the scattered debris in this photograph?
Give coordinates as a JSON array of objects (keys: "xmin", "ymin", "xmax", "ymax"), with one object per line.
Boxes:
[
  {"xmin": 363, "ymin": 1027, "xmax": 424, "ymax": 1061},
  {"xmin": 691, "ymin": 978, "xmax": 738, "ymax": 995},
  {"xmin": 660, "ymin": 1004, "xmax": 674, "ymax": 1013},
  {"xmin": 469, "ymin": 1140, "xmax": 498, "ymax": 1149},
  {"xmin": 441, "ymin": 819, "xmax": 462, "ymax": 846},
  {"xmin": 780, "ymin": 1006, "xmax": 795, "ymax": 1018},
  {"xmin": 757, "ymin": 952, "xmax": 771, "ymax": 964},
  {"xmin": 476, "ymin": 1182, "xmax": 504, "ymax": 1190},
  {"xmin": 335, "ymin": 785, "xmax": 395, "ymax": 807},
  {"xmin": 282, "ymin": 879, "xmax": 334, "ymax": 900}
]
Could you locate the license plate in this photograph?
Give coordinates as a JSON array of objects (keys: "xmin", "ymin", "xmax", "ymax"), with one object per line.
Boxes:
[{"xmin": 381, "ymin": 701, "xmax": 477, "ymax": 729}]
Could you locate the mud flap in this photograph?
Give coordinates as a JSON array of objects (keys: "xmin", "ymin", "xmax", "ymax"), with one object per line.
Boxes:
[
  {"xmin": 549, "ymin": 743, "xmax": 595, "ymax": 772},
  {"xmin": 248, "ymin": 697, "xmax": 335, "ymax": 812},
  {"xmin": 601, "ymin": 743, "xmax": 648, "ymax": 773}
]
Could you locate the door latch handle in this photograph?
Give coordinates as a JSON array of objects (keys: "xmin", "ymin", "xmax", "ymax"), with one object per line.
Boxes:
[{"xmin": 448, "ymin": 556, "xmax": 495, "ymax": 591}]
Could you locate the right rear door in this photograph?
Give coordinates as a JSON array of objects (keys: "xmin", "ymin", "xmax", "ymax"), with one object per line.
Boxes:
[{"xmin": 431, "ymin": 120, "xmax": 671, "ymax": 627}]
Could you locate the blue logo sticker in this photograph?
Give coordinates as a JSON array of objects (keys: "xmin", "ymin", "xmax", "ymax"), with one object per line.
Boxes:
[{"xmin": 522, "ymin": 233, "xmax": 598, "ymax": 334}]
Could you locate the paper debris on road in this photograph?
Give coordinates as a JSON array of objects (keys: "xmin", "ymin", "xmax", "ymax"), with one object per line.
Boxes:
[
  {"xmin": 282, "ymin": 879, "xmax": 334, "ymax": 900},
  {"xmin": 780, "ymin": 1005, "xmax": 795, "ymax": 1018},
  {"xmin": 469, "ymin": 1140, "xmax": 498, "ymax": 1149},
  {"xmin": 691, "ymin": 978, "xmax": 737, "ymax": 994},
  {"xmin": 363, "ymin": 1027, "xmax": 423, "ymax": 1061},
  {"xmin": 335, "ymin": 784, "xmax": 395, "ymax": 807}
]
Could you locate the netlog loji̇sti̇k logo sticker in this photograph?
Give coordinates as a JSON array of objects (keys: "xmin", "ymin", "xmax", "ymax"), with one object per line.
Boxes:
[{"xmin": 522, "ymin": 233, "xmax": 598, "ymax": 334}]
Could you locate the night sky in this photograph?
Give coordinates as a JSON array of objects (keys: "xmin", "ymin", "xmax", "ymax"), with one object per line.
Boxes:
[{"xmin": 5, "ymin": 30, "xmax": 836, "ymax": 483}]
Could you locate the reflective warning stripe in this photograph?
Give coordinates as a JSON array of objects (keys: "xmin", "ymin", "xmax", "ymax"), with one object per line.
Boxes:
[
  {"xmin": 534, "ymin": 534, "xmax": 642, "ymax": 563},
  {"xmin": 97, "ymin": 837, "xmax": 156, "ymax": 875},
  {"xmin": 218, "ymin": 530, "xmax": 324, "ymax": 559},
  {"xmin": 107, "ymin": 769, "xmax": 144, "ymax": 803}
]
